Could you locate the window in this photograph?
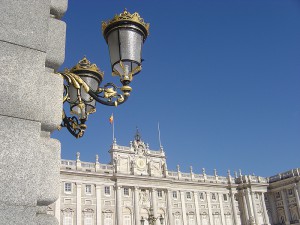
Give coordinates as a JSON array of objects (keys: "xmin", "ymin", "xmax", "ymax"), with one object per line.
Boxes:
[
  {"xmin": 199, "ymin": 192, "xmax": 204, "ymax": 200},
  {"xmin": 104, "ymin": 186, "xmax": 110, "ymax": 195},
  {"xmin": 223, "ymin": 194, "xmax": 228, "ymax": 201},
  {"xmin": 288, "ymin": 189, "xmax": 293, "ymax": 196},
  {"xmin": 124, "ymin": 215, "xmax": 131, "ymax": 225},
  {"xmin": 275, "ymin": 192, "xmax": 281, "ymax": 199},
  {"xmin": 65, "ymin": 183, "xmax": 72, "ymax": 193},
  {"xmin": 63, "ymin": 213, "xmax": 73, "ymax": 225},
  {"xmin": 124, "ymin": 188, "xmax": 129, "ymax": 196},
  {"xmin": 186, "ymin": 192, "xmax": 191, "ymax": 199},
  {"xmin": 104, "ymin": 214, "xmax": 112, "ymax": 225},
  {"xmin": 157, "ymin": 190, "xmax": 163, "ymax": 198},
  {"xmin": 85, "ymin": 185, "xmax": 92, "ymax": 194},
  {"xmin": 175, "ymin": 215, "xmax": 181, "ymax": 225},
  {"xmin": 84, "ymin": 214, "xmax": 93, "ymax": 225},
  {"xmin": 211, "ymin": 193, "xmax": 216, "ymax": 200},
  {"xmin": 173, "ymin": 191, "xmax": 178, "ymax": 199},
  {"xmin": 188, "ymin": 215, "xmax": 195, "ymax": 225}
]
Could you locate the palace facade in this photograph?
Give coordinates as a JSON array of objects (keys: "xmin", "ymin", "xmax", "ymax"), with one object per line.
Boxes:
[{"xmin": 48, "ymin": 132, "xmax": 300, "ymax": 225}]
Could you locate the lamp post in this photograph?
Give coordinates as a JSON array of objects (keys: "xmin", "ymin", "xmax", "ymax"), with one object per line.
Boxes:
[
  {"xmin": 58, "ymin": 9, "xmax": 149, "ymax": 138},
  {"xmin": 140, "ymin": 208, "xmax": 164, "ymax": 225}
]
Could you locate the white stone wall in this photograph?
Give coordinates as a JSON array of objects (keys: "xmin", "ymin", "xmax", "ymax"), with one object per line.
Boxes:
[
  {"xmin": 48, "ymin": 138, "xmax": 299, "ymax": 225},
  {"xmin": 0, "ymin": 1, "xmax": 68, "ymax": 224}
]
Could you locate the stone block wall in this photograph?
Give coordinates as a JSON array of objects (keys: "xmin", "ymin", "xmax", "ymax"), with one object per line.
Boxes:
[{"xmin": 0, "ymin": 0, "xmax": 68, "ymax": 224}]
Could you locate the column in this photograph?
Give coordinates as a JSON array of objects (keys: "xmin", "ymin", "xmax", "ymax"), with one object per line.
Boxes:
[
  {"xmin": 151, "ymin": 188, "xmax": 159, "ymax": 225},
  {"xmin": 268, "ymin": 192, "xmax": 278, "ymax": 224},
  {"xmin": 260, "ymin": 193, "xmax": 270, "ymax": 225},
  {"xmin": 206, "ymin": 192, "xmax": 213, "ymax": 225},
  {"xmin": 96, "ymin": 185, "xmax": 102, "ymax": 225},
  {"xmin": 250, "ymin": 191, "xmax": 259, "ymax": 224},
  {"xmin": 116, "ymin": 186, "xmax": 122, "ymax": 225},
  {"xmin": 294, "ymin": 185, "xmax": 300, "ymax": 218},
  {"xmin": 167, "ymin": 190, "xmax": 174, "ymax": 225},
  {"xmin": 242, "ymin": 192, "xmax": 250, "ymax": 224},
  {"xmin": 134, "ymin": 187, "xmax": 140, "ymax": 225},
  {"xmin": 193, "ymin": 192, "xmax": 201, "ymax": 225},
  {"xmin": 77, "ymin": 183, "xmax": 82, "ymax": 225},
  {"xmin": 281, "ymin": 189, "xmax": 291, "ymax": 225},
  {"xmin": 230, "ymin": 190, "xmax": 239, "ymax": 225},
  {"xmin": 218, "ymin": 193, "xmax": 226, "ymax": 225},
  {"xmin": 180, "ymin": 191, "xmax": 188, "ymax": 225},
  {"xmin": 55, "ymin": 195, "xmax": 61, "ymax": 222},
  {"xmin": 245, "ymin": 189, "xmax": 254, "ymax": 223}
]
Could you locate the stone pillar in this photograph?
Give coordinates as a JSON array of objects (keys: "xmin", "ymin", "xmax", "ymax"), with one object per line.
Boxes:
[
  {"xmin": 180, "ymin": 191, "xmax": 188, "ymax": 225},
  {"xmin": 193, "ymin": 192, "xmax": 201, "ymax": 225},
  {"xmin": 116, "ymin": 186, "xmax": 122, "ymax": 225},
  {"xmin": 151, "ymin": 188, "xmax": 159, "ymax": 225},
  {"xmin": 77, "ymin": 183, "xmax": 82, "ymax": 225},
  {"xmin": 245, "ymin": 189, "xmax": 255, "ymax": 224},
  {"xmin": 167, "ymin": 190, "xmax": 174, "ymax": 225},
  {"xmin": 250, "ymin": 191, "xmax": 259, "ymax": 224},
  {"xmin": 134, "ymin": 187, "xmax": 140, "ymax": 225},
  {"xmin": 260, "ymin": 193, "xmax": 270, "ymax": 225},
  {"xmin": 294, "ymin": 185, "xmax": 300, "ymax": 218},
  {"xmin": 218, "ymin": 193, "xmax": 226, "ymax": 225},
  {"xmin": 96, "ymin": 185, "xmax": 102, "ymax": 225},
  {"xmin": 0, "ymin": 0, "xmax": 67, "ymax": 224},
  {"xmin": 230, "ymin": 191, "xmax": 239, "ymax": 225},
  {"xmin": 281, "ymin": 189, "xmax": 291, "ymax": 225},
  {"xmin": 206, "ymin": 192, "xmax": 213, "ymax": 225},
  {"xmin": 268, "ymin": 192, "xmax": 278, "ymax": 224},
  {"xmin": 55, "ymin": 196, "xmax": 61, "ymax": 222},
  {"xmin": 242, "ymin": 192, "xmax": 250, "ymax": 223}
]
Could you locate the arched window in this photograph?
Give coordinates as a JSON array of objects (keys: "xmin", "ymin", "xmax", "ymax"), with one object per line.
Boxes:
[
  {"xmin": 62, "ymin": 208, "xmax": 74, "ymax": 225},
  {"xmin": 104, "ymin": 213, "xmax": 113, "ymax": 225},
  {"xmin": 124, "ymin": 215, "xmax": 131, "ymax": 225},
  {"xmin": 84, "ymin": 213, "xmax": 93, "ymax": 225},
  {"xmin": 188, "ymin": 214, "xmax": 195, "ymax": 225},
  {"xmin": 63, "ymin": 212, "xmax": 73, "ymax": 225}
]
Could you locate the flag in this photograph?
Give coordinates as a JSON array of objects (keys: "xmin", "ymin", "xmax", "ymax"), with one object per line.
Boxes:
[{"xmin": 109, "ymin": 114, "xmax": 114, "ymax": 124}]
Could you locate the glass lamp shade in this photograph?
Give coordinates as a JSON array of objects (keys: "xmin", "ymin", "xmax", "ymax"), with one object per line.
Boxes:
[
  {"xmin": 102, "ymin": 10, "xmax": 149, "ymax": 80},
  {"xmin": 69, "ymin": 72, "xmax": 101, "ymax": 119},
  {"xmin": 68, "ymin": 57, "xmax": 103, "ymax": 119}
]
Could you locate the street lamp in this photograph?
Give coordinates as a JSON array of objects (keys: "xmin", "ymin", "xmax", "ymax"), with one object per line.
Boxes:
[
  {"xmin": 58, "ymin": 9, "xmax": 149, "ymax": 138},
  {"xmin": 140, "ymin": 208, "xmax": 164, "ymax": 225}
]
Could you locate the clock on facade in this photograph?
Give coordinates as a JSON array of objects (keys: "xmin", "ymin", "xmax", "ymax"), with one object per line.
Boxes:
[{"xmin": 136, "ymin": 158, "xmax": 146, "ymax": 169}]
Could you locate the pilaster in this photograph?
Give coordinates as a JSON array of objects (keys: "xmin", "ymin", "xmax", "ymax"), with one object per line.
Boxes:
[
  {"xmin": 116, "ymin": 185, "xmax": 122, "ymax": 225},
  {"xmin": 218, "ymin": 193, "xmax": 226, "ymax": 225},
  {"xmin": 180, "ymin": 191, "xmax": 187, "ymax": 225},
  {"xmin": 281, "ymin": 189, "xmax": 291, "ymax": 225},
  {"xmin": 167, "ymin": 190, "xmax": 174, "ymax": 225},
  {"xmin": 242, "ymin": 192, "xmax": 250, "ymax": 224},
  {"xmin": 230, "ymin": 191, "xmax": 239, "ymax": 225},
  {"xmin": 134, "ymin": 187, "xmax": 140, "ymax": 225},
  {"xmin": 76, "ymin": 183, "xmax": 82, "ymax": 225},
  {"xmin": 96, "ymin": 185, "xmax": 102, "ymax": 225},
  {"xmin": 193, "ymin": 192, "xmax": 201, "ymax": 225},
  {"xmin": 151, "ymin": 188, "xmax": 159, "ymax": 225},
  {"xmin": 206, "ymin": 192, "xmax": 213, "ymax": 225},
  {"xmin": 250, "ymin": 191, "xmax": 259, "ymax": 224},
  {"xmin": 260, "ymin": 193, "xmax": 270, "ymax": 225}
]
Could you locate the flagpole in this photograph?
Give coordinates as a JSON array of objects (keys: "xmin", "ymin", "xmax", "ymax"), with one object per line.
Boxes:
[{"xmin": 158, "ymin": 122, "xmax": 162, "ymax": 148}]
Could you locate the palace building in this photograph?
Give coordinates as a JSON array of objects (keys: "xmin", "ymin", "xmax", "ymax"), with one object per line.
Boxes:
[{"xmin": 48, "ymin": 132, "xmax": 300, "ymax": 225}]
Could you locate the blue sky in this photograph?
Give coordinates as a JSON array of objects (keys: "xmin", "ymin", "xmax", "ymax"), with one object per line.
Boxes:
[{"xmin": 52, "ymin": 0, "xmax": 300, "ymax": 177}]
